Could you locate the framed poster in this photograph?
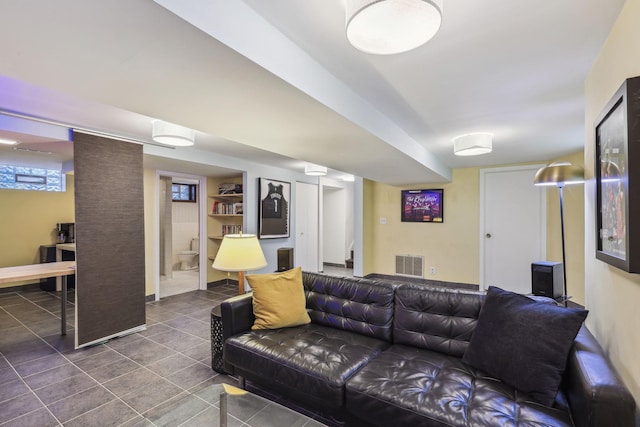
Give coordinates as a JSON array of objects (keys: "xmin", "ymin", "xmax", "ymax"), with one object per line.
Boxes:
[
  {"xmin": 258, "ymin": 178, "xmax": 290, "ymax": 239},
  {"xmin": 595, "ymin": 76, "xmax": 640, "ymax": 273},
  {"xmin": 401, "ymin": 189, "xmax": 443, "ymax": 222}
]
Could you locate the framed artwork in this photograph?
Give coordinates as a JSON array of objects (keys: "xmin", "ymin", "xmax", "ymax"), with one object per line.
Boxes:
[
  {"xmin": 594, "ymin": 76, "xmax": 640, "ymax": 273},
  {"xmin": 401, "ymin": 189, "xmax": 444, "ymax": 223},
  {"xmin": 258, "ymin": 178, "xmax": 290, "ymax": 239}
]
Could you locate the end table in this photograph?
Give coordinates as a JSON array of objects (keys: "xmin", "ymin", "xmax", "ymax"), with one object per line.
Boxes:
[{"xmin": 210, "ymin": 304, "xmax": 225, "ymax": 373}]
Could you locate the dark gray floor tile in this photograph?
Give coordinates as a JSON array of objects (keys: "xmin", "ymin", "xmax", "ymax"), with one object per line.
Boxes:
[
  {"xmin": 15, "ymin": 310, "xmax": 61, "ymax": 325},
  {"xmin": 246, "ymin": 400, "xmax": 315, "ymax": 427},
  {"xmin": 102, "ymin": 368, "xmax": 161, "ymax": 397},
  {"xmin": 119, "ymin": 375, "xmax": 185, "ymax": 413},
  {"xmin": 34, "ymin": 373, "xmax": 96, "ymax": 405},
  {"xmin": 189, "ymin": 377, "xmax": 233, "ymax": 404},
  {"xmin": 146, "ymin": 353, "xmax": 197, "ymax": 377},
  {"xmin": 26, "ymin": 318, "xmax": 71, "ymax": 337},
  {"xmin": 86, "ymin": 358, "xmax": 140, "ymax": 383},
  {"xmin": 181, "ymin": 342, "xmax": 211, "ymax": 362},
  {"xmin": 144, "ymin": 328, "xmax": 192, "ymax": 346},
  {"xmin": 187, "ymin": 307, "xmax": 217, "ymax": 323},
  {"xmin": 0, "ymin": 393, "xmax": 45, "ymax": 424},
  {"xmin": 3, "ymin": 339, "xmax": 58, "ymax": 366},
  {"xmin": 0, "ymin": 366, "xmax": 20, "ymax": 385},
  {"xmin": 63, "ymin": 399, "xmax": 139, "ymax": 427},
  {"xmin": 0, "ymin": 378, "xmax": 31, "ymax": 404},
  {"xmin": 137, "ymin": 322, "xmax": 171, "ymax": 338},
  {"xmin": 0, "ymin": 326, "xmax": 36, "ymax": 347},
  {"xmin": 161, "ymin": 334, "xmax": 207, "ymax": 353},
  {"xmin": 41, "ymin": 332, "xmax": 76, "ymax": 353},
  {"xmin": 47, "ymin": 385, "xmax": 115, "ymax": 423},
  {"xmin": 143, "ymin": 393, "xmax": 210, "ymax": 427},
  {"xmin": 0, "ymin": 407, "xmax": 59, "ymax": 427},
  {"xmin": 63, "ymin": 342, "xmax": 110, "ymax": 362},
  {"xmin": 0, "ymin": 356, "xmax": 9, "ymax": 369},
  {"xmin": 13, "ymin": 352, "xmax": 68, "ymax": 377},
  {"xmin": 166, "ymin": 362, "xmax": 215, "ymax": 390},
  {"xmin": 144, "ymin": 308, "xmax": 184, "ymax": 323},
  {"xmin": 113, "ymin": 338, "xmax": 176, "ymax": 366},
  {"xmin": 117, "ymin": 415, "xmax": 155, "ymax": 427},
  {"xmin": 104, "ymin": 332, "xmax": 145, "ymax": 350},
  {"xmin": 73, "ymin": 348, "xmax": 127, "ymax": 372},
  {"xmin": 225, "ymin": 389, "xmax": 270, "ymax": 422},
  {"xmin": 181, "ymin": 406, "xmax": 244, "ymax": 427},
  {"xmin": 22, "ymin": 363, "xmax": 83, "ymax": 390},
  {"xmin": 0, "ymin": 312, "xmax": 21, "ymax": 331},
  {"xmin": 0, "ymin": 296, "xmax": 28, "ymax": 307}
]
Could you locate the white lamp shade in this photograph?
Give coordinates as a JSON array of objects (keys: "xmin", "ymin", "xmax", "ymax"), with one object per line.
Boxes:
[
  {"xmin": 212, "ymin": 234, "xmax": 267, "ymax": 272},
  {"xmin": 304, "ymin": 163, "xmax": 328, "ymax": 176},
  {"xmin": 346, "ymin": 0, "xmax": 443, "ymax": 55},
  {"xmin": 151, "ymin": 120, "xmax": 195, "ymax": 147},
  {"xmin": 453, "ymin": 133, "xmax": 493, "ymax": 156}
]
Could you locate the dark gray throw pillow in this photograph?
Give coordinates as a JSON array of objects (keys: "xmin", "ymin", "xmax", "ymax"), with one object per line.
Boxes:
[{"xmin": 462, "ymin": 286, "xmax": 588, "ymax": 406}]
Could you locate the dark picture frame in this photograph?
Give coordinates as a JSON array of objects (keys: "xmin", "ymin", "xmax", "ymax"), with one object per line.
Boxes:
[
  {"xmin": 258, "ymin": 178, "xmax": 290, "ymax": 239},
  {"xmin": 594, "ymin": 76, "xmax": 640, "ymax": 273},
  {"xmin": 401, "ymin": 189, "xmax": 444, "ymax": 223}
]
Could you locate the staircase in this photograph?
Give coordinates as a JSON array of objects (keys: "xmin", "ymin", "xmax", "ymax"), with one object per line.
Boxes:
[{"xmin": 345, "ymin": 250, "xmax": 354, "ymax": 269}]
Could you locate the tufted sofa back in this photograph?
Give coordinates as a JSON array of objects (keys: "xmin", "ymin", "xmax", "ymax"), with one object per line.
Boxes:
[
  {"xmin": 394, "ymin": 284, "xmax": 484, "ymax": 357},
  {"xmin": 302, "ymin": 272, "xmax": 396, "ymax": 342}
]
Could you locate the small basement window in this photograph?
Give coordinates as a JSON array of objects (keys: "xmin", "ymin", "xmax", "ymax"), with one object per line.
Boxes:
[
  {"xmin": 0, "ymin": 164, "xmax": 66, "ymax": 192},
  {"xmin": 172, "ymin": 183, "xmax": 197, "ymax": 202}
]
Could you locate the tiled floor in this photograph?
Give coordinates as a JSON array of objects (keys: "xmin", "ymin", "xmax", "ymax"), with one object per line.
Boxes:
[
  {"xmin": 159, "ymin": 270, "xmax": 200, "ymax": 298},
  {"xmin": 0, "ymin": 283, "xmax": 325, "ymax": 426}
]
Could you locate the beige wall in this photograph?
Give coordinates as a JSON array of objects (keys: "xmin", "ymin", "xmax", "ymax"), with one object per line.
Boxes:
[
  {"xmin": 0, "ymin": 175, "xmax": 75, "ymax": 289},
  {"xmin": 584, "ymin": 0, "xmax": 640, "ymax": 410},
  {"xmin": 143, "ymin": 168, "xmax": 156, "ymax": 297}
]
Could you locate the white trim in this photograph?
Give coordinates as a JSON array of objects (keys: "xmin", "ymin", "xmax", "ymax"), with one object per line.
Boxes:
[
  {"xmin": 76, "ymin": 325, "xmax": 147, "ymax": 349},
  {"xmin": 479, "ymin": 164, "xmax": 547, "ymax": 291},
  {"xmin": 155, "ymin": 170, "xmax": 207, "ymax": 301}
]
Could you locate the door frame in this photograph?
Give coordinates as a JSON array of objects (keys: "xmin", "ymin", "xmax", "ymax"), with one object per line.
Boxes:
[
  {"xmin": 155, "ymin": 170, "xmax": 207, "ymax": 300},
  {"xmin": 479, "ymin": 164, "xmax": 547, "ymax": 291}
]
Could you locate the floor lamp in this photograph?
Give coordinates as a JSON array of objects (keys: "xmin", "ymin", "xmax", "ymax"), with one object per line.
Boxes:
[
  {"xmin": 212, "ymin": 234, "xmax": 267, "ymax": 295},
  {"xmin": 534, "ymin": 162, "xmax": 584, "ymax": 306}
]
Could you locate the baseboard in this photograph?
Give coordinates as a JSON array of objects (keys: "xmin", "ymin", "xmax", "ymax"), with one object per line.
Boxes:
[
  {"xmin": 145, "ymin": 294, "xmax": 156, "ymax": 302},
  {"xmin": 323, "ymin": 262, "xmax": 346, "ymax": 268},
  {"xmin": 208, "ymin": 279, "xmax": 238, "ymax": 288}
]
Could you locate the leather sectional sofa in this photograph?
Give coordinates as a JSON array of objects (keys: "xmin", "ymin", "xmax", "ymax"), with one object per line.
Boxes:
[{"xmin": 221, "ymin": 272, "xmax": 635, "ymax": 426}]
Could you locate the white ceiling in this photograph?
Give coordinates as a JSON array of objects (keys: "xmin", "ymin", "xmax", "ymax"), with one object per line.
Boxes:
[{"xmin": 0, "ymin": 0, "xmax": 625, "ymax": 185}]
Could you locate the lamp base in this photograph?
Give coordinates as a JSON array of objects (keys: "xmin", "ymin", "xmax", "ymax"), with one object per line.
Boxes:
[{"xmin": 238, "ymin": 271, "xmax": 245, "ymax": 295}]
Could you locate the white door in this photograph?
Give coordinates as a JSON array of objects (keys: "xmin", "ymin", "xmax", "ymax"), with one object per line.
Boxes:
[
  {"xmin": 480, "ymin": 166, "xmax": 546, "ymax": 293},
  {"xmin": 296, "ymin": 182, "xmax": 319, "ymax": 272}
]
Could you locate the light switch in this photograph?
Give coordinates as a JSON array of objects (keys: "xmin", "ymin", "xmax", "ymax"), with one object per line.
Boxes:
[{"xmin": 380, "ymin": 217, "xmax": 387, "ymax": 224}]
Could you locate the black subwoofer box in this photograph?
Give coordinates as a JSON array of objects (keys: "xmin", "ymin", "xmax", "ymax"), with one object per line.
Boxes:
[
  {"xmin": 277, "ymin": 247, "xmax": 294, "ymax": 272},
  {"xmin": 531, "ymin": 261, "xmax": 563, "ymax": 300}
]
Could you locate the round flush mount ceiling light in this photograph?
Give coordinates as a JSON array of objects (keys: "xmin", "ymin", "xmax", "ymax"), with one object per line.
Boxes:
[
  {"xmin": 453, "ymin": 133, "xmax": 493, "ymax": 156},
  {"xmin": 151, "ymin": 120, "xmax": 195, "ymax": 147},
  {"xmin": 0, "ymin": 138, "xmax": 18, "ymax": 145},
  {"xmin": 345, "ymin": 0, "xmax": 443, "ymax": 55},
  {"xmin": 304, "ymin": 163, "xmax": 328, "ymax": 176}
]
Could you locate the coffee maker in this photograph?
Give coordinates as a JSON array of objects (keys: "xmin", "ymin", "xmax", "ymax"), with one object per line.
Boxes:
[{"xmin": 57, "ymin": 223, "xmax": 75, "ymax": 243}]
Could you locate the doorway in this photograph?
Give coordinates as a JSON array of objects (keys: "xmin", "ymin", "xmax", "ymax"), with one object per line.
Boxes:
[
  {"xmin": 480, "ymin": 165, "xmax": 546, "ymax": 293},
  {"xmin": 157, "ymin": 173, "xmax": 206, "ymax": 298},
  {"xmin": 295, "ymin": 181, "xmax": 319, "ymax": 272}
]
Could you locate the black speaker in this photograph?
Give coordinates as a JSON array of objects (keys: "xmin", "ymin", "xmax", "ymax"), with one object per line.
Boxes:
[
  {"xmin": 277, "ymin": 247, "xmax": 294, "ymax": 272},
  {"xmin": 531, "ymin": 261, "xmax": 563, "ymax": 300}
]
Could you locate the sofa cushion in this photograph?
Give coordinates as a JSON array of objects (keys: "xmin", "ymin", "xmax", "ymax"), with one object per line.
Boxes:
[
  {"xmin": 346, "ymin": 344, "xmax": 573, "ymax": 427},
  {"xmin": 394, "ymin": 284, "xmax": 484, "ymax": 357},
  {"xmin": 462, "ymin": 286, "xmax": 588, "ymax": 407},
  {"xmin": 224, "ymin": 323, "xmax": 389, "ymax": 408},
  {"xmin": 247, "ymin": 267, "xmax": 311, "ymax": 330},
  {"xmin": 302, "ymin": 272, "xmax": 395, "ymax": 341}
]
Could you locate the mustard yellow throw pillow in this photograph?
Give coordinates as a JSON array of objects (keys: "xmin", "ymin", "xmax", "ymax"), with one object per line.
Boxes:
[{"xmin": 246, "ymin": 267, "xmax": 311, "ymax": 330}]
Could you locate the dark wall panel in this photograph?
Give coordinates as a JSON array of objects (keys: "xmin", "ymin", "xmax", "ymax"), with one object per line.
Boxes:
[{"xmin": 73, "ymin": 132, "xmax": 145, "ymax": 346}]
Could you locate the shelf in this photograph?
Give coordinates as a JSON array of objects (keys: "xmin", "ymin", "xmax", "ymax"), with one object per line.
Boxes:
[
  {"xmin": 209, "ymin": 193, "xmax": 243, "ymax": 199},
  {"xmin": 208, "ymin": 214, "xmax": 242, "ymax": 217}
]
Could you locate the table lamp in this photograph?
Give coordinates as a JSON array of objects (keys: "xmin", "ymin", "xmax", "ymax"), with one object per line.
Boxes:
[{"xmin": 212, "ymin": 234, "xmax": 267, "ymax": 295}]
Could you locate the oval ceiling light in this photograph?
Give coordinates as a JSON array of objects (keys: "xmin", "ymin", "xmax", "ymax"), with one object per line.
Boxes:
[
  {"xmin": 346, "ymin": 0, "xmax": 443, "ymax": 55},
  {"xmin": 0, "ymin": 138, "xmax": 19, "ymax": 145},
  {"xmin": 151, "ymin": 120, "xmax": 195, "ymax": 147},
  {"xmin": 304, "ymin": 163, "xmax": 328, "ymax": 176},
  {"xmin": 453, "ymin": 133, "xmax": 493, "ymax": 156}
]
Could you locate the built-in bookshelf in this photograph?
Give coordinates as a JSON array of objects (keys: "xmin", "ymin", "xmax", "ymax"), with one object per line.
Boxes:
[{"xmin": 207, "ymin": 176, "xmax": 244, "ymax": 283}]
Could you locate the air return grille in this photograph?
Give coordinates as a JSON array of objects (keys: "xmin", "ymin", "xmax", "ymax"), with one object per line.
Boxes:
[{"xmin": 395, "ymin": 255, "xmax": 424, "ymax": 278}]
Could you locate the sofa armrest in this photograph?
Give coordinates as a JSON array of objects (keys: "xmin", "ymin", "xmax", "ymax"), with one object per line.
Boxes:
[
  {"xmin": 221, "ymin": 292, "xmax": 254, "ymax": 342},
  {"xmin": 563, "ymin": 326, "xmax": 636, "ymax": 427}
]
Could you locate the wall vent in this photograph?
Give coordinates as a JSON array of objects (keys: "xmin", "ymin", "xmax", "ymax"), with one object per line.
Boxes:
[{"xmin": 395, "ymin": 255, "xmax": 424, "ymax": 278}]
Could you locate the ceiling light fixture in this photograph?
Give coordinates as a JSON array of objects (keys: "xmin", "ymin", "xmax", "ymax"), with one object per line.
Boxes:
[
  {"xmin": 453, "ymin": 133, "xmax": 493, "ymax": 156},
  {"xmin": 151, "ymin": 120, "xmax": 195, "ymax": 147},
  {"xmin": 0, "ymin": 138, "xmax": 18, "ymax": 145},
  {"xmin": 345, "ymin": 0, "xmax": 443, "ymax": 55},
  {"xmin": 304, "ymin": 163, "xmax": 328, "ymax": 176}
]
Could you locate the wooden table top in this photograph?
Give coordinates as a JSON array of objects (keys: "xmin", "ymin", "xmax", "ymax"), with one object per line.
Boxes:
[{"xmin": 0, "ymin": 261, "xmax": 76, "ymax": 284}]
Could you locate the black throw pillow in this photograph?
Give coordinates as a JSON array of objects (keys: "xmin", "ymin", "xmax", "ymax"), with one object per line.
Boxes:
[{"xmin": 462, "ymin": 286, "xmax": 588, "ymax": 406}]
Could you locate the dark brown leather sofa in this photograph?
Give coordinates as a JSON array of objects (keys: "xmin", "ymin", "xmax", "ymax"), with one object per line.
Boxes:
[{"xmin": 221, "ymin": 272, "xmax": 635, "ymax": 426}]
